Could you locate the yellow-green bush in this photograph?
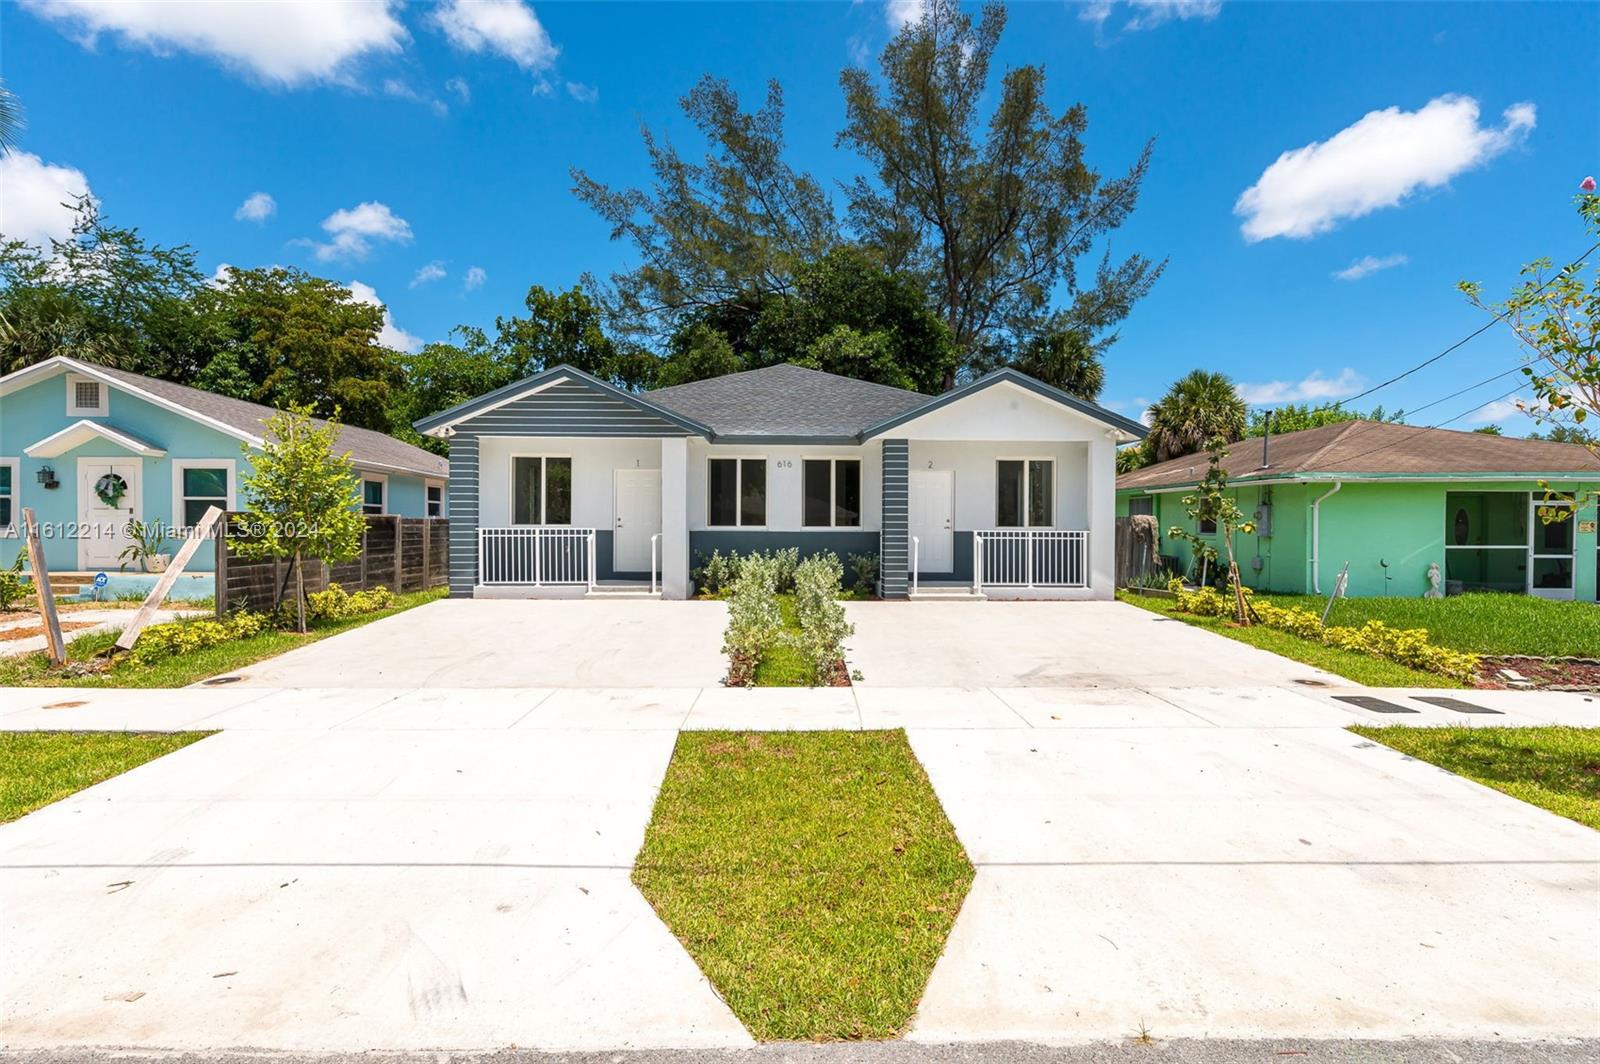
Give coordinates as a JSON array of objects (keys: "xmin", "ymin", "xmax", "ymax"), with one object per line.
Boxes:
[
  {"xmin": 130, "ymin": 611, "xmax": 269, "ymax": 664},
  {"xmin": 306, "ymin": 583, "xmax": 395, "ymax": 620},
  {"xmin": 1168, "ymin": 580, "xmax": 1480, "ymax": 682}
]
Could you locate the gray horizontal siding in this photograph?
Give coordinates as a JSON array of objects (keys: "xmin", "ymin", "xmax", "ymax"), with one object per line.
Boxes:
[
  {"xmin": 880, "ymin": 438, "xmax": 909, "ymax": 598},
  {"xmin": 447, "ymin": 434, "xmax": 479, "ymax": 598},
  {"xmin": 458, "ymin": 379, "xmax": 696, "ymax": 437}
]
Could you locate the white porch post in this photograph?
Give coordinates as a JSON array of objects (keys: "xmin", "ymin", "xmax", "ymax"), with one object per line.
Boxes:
[
  {"xmin": 660, "ymin": 437, "xmax": 690, "ymax": 599},
  {"xmin": 1087, "ymin": 434, "xmax": 1116, "ymax": 599}
]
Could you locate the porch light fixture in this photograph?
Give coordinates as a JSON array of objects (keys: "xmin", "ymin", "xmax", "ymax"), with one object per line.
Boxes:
[{"xmin": 36, "ymin": 465, "xmax": 59, "ymax": 489}]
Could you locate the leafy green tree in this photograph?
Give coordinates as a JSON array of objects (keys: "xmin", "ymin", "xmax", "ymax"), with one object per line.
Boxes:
[
  {"xmin": 1472, "ymin": 424, "xmax": 1504, "ymax": 436},
  {"xmin": 1001, "ymin": 322, "xmax": 1106, "ymax": 399},
  {"xmin": 230, "ymin": 407, "xmax": 366, "ymax": 633},
  {"xmin": 491, "ymin": 284, "xmax": 654, "ymax": 389},
  {"xmin": 1529, "ymin": 423, "xmax": 1599, "ymax": 447},
  {"xmin": 0, "ymin": 197, "xmax": 208, "ymax": 374},
  {"xmin": 573, "ymin": 75, "xmax": 838, "ymax": 344},
  {"xmin": 1245, "ymin": 401, "xmax": 1404, "ymax": 436},
  {"xmin": 1145, "ymin": 370, "xmax": 1247, "ymax": 462},
  {"xmin": 197, "ymin": 266, "xmax": 399, "ymax": 431},
  {"xmin": 654, "ymin": 322, "xmax": 743, "ymax": 388},
  {"xmin": 839, "ymin": 0, "xmax": 1161, "ymax": 387},
  {"xmin": 0, "ymin": 79, "xmax": 23, "ymax": 153},
  {"xmin": 1166, "ymin": 439, "xmax": 1256, "ymax": 623}
]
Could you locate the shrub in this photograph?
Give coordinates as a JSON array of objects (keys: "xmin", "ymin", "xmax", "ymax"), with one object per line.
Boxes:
[
  {"xmin": 306, "ymin": 582, "xmax": 396, "ymax": 621},
  {"xmin": 693, "ymin": 550, "xmax": 741, "ymax": 597},
  {"xmin": 0, "ymin": 549, "xmax": 25, "ymax": 612},
  {"xmin": 847, "ymin": 552, "xmax": 879, "ymax": 593},
  {"xmin": 130, "ymin": 610, "xmax": 269, "ymax": 665},
  {"xmin": 793, "ymin": 552, "xmax": 854, "ymax": 684},
  {"xmin": 722, "ymin": 554, "xmax": 783, "ymax": 686}
]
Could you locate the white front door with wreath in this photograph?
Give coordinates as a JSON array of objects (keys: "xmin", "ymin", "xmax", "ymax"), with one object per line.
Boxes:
[{"xmin": 77, "ymin": 457, "xmax": 141, "ymax": 571}]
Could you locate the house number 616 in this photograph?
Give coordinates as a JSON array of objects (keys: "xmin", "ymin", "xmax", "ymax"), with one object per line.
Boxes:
[{"xmin": 775, "ymin": 460, "xmax": 793, "ymax": 468}]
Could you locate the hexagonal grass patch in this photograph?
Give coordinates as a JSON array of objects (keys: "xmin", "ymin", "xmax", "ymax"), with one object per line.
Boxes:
[{"xmin": 632, "ymin": 730, "xmax": 973, "ymax": 1041}]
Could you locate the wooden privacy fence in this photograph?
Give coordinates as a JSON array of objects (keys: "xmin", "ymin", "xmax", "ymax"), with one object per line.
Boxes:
[{"xmin": 215, "ymin": 514, "xmax": 449, "ymax": 614}]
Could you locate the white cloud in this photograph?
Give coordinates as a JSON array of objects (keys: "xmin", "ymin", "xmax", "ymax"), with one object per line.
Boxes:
[
  {"xmin": 885, "ymin": 0, "xmax": 926, "ymax": 30},
  {"xmin": 445, "ymin": 76, "xmax": 471, "ymax": 103},
  {"xmin": 1080, "ymin": 0, "xmax": 1220, "ymax": 32},
  {"xmin": 233, "ymin": 191, "xmax": 276, "ymax": 224},
  {"xmin": 432, "ymin": 0, "xmax": 556, "ymax": 72},
  {"xmin": 210, "ymin": 263, "xmax": 235, "ymax": 287},
  {"xmin": 566, "ymin": 81, "xmax": 598, "ymax": 104},
  {"xmin": 1236, "ymin": 95, "xmax": 1536, "ymax": 242},
  {"xmin": 1464, "ymin": 397, "xmax": 1525, "ymax": 425},
  {"xmin": 411, "ymin": 261, "xmax": 447, "ymax": 288},
  {"xmin": 0, "ymin": 151, "xmax": 93, "ymax": 247},
  {"xmin": 20, "ymin": 0, "xmax": 406, "ymax": 87},
  {"xmin": 305, "ymin": 200, "xmax": 412, "ymax": 262},
  {"xmin": 347, "ymin": 280, "xmax": 421, "ymax": 353},
  {"xmin": 463, "ymin": 265, "xmax": 487, "ymax": 291},
  {"xmin": 1238, "ymin": 368, "xmax": 1365, "ymax": 406},
  {"xmin": 1333, "ymin": 252, "xmax": 1408, "ymax": 281},
  {"xmin": 847, "ymin": 35, "xmax": 872, "ymax": 68}
]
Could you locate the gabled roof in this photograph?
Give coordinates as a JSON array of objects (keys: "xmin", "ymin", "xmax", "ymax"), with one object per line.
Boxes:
[
  {"xmin": 0, "ymin": 357, "xmax": 447, "ymax": 480},
  {"xmin": 26, "ymin": 420, "xmax": 167, "ymax": 458},
  {"xmin": 858, "ymin": 367, "xmax": 1148, "ymax": 441},
  {"xmin": 414, "ymin": 363, "xmax": 715, "ymax": 438},
  {"xmin": 645, "ymin": 363, "xmax": 929, "ymax": 440},
  {"xmin": 1118, "ymin": 420, "xmax": 1600, "ymax": 491}
]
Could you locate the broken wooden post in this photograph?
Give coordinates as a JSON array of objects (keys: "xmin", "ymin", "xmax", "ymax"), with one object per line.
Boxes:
[
  {"xmin": 22, "ymin": 507, "xmax": 66, "ymax": 666},
  {"xmin": 115, "ymin": 507, "xmax": 223, "ymax": 653}
]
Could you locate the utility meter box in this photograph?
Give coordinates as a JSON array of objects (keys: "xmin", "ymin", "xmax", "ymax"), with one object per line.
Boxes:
[{"xmin": 1254, "ymin": 504, "xmax": 1272, "ymax": 537}]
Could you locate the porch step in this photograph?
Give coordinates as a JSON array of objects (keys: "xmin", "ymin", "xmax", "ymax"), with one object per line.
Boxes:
[
  {"xmin": 909, "ymin": 588, "xmax": 987, "ymax": 601},
  {"xmin": 584, "ymin": 585, "xmax": 662, "ymax": 600}
]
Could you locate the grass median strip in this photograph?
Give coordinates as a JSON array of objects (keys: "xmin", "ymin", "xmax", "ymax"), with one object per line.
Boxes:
[
  {"xmin": 1259, "ymin": 592, "xmax": 1600, "ymax": 658},
  {"xmin": 0, "ymin": 731, "xmax": 213, "ymax": 823},
  {"xmin": 633, "ymin": 730, "xmax": 973, "ymax": 1041},
  {"xmin": 1352, "ymin": 725, "xmax": 1600, "ymax": 830}
]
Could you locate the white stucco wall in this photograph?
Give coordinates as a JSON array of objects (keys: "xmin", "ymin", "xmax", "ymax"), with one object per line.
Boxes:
[
  {"xmin": 886, "ymin": 381, "xmax": 1126, "ymax": 444},
  {"xmin": 476, "ymin": 436, "xmax": 660, "ymax": 528},
  {"xmin": 907, "ymin": 440, "xmax": 1089, "ymax": 529},
  {"xmin": 686, "ymin": 440, "xmax": 884, "ymax": 531}
]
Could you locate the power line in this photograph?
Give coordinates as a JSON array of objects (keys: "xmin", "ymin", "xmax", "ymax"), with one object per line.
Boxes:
[
  {"xmin": 1399, "ymin": 361, "xmax": 1532, "ymax": 420},
  {"xmin": 1433, "ymin": 382, "xmax": 1529, "ymax": 429}
]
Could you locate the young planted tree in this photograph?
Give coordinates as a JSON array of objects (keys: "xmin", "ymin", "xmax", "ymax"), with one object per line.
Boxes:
[
  {"xmin": 231, "ymin": 407, "xmax": 366, "ymax": 633},
  {"xmin": 1166, "ymin": 439, "xmax": 1256, "ymax": 625}
]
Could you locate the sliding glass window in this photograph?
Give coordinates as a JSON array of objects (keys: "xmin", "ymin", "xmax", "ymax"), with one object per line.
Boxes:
[
  {"xmin": 513, "ymin": 456, "xmax": 573, "ymax": 525},
  {"xmin": 802, "ymin": 459, "xmax": 862, "ymax": 528},
  {"xmin": 708, "ymin": 458, "xmax": 766, "ymax": 527}
]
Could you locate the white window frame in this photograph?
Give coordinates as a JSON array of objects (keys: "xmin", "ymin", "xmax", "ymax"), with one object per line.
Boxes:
[
  {"xmin": 1529, "ymin": 495, "xmax": 1576, "ymax": 596},
  {"xmin": 360, "ymin": 473, "xmax": 388, "ymax": 516},
  {"xmin": 801, "ymin": 456, "xmax": 863, "ymax": 529},
  {"xmin": 706, "ymin": 455, "xmax": 768, "ymax": 529},
  {"xmin": 508, "ymin": 453, "xmax": 573, "ymax": 526},
  {"xmin": 995, "ymin": 456, "xmax": 1056, "ymax": 529},
  {"xmin": 65, "ymin": 373, "xmax": 109, "ymax": 417},
  {"xmin": 425, "ymin": 479, "xmax": 445, "ymax": 518},
  {"xmin": 170, "ymin": 459, "xmax": 235, "ymax": 535},
  {"xmin": 0, "ymin": 457, "xmax": 19, "ymax": 536}
]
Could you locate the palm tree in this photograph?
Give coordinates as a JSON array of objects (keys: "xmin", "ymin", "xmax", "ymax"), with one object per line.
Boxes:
[
  {"xmin": 1144, "ymin": 369, "xmax": 1247, "ymax": 462},
  {"xmin": 0, "ymin": 80, "xmax": 22, "ymax": 154}
]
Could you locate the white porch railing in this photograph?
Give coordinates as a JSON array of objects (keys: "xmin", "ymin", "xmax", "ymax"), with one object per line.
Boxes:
[
  {"xmin": 650, "ymin": 533, "xmax": 661, "ymax": 596},
  {"xmin": 478, "ymin": 527, "xmax": 596, "ymax": 587},
  {"xmin": 974, "ymin": 529, "xmax": 1089, "ymax": 589},
  {"xmin": 911, "ymin": 536, "xmax": 920, "ymax": 596}
]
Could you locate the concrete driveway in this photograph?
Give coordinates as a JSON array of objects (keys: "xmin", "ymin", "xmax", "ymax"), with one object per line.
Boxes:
[
  {"xmin": 844, "ymin": 600, "xmax": 1345, "ymax": 688},
  {"xmin": 233, "ymin": 598, "xmax": 730, "ymax": 688},
  {"xmin": 0, "ymin": 707, "xmax": 749, "ymax": 1052}
]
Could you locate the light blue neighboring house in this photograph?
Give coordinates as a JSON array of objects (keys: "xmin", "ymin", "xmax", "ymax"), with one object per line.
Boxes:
[{"xmin": 0, "ymin": 356, "xmax": 448, "ymax": 578}]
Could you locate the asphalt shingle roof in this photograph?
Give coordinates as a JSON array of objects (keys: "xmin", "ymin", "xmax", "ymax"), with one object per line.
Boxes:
[
  {"xmin": 644, "ymin": 363, "xmax": 931, "ymax": 438},
  {"xmin": 1117, "ymin": 419, "xmax": 1600, "ymax": 491},
  {"xmin": 91, "ymin": 362, "xmax": 447, "ymax": 479}
]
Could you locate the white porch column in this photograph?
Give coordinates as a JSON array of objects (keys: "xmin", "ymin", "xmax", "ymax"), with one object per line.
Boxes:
[
  {"xmin": 660, "ymin": 437, "xmax": 690, "ymax": 599},
  {"xmin": 1087, "ymin": 434, "xmax": 1117, "ymax": 599}
]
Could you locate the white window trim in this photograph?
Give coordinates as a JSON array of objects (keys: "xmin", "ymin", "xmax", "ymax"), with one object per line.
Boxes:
[
  {"xmin": 996, "ymin": 456, "xmax": 1056, "ymax": 529},
  {"xmin": 0, "ymin": 457, "xmax": 19, "ymax": 536},
  {"xmin": 508, "ymin": 454, "xmax": 572, "ymax": 526},
  {"xmin": 360, "ymin": 472, "xmax": 389, "ymax": 516},
  {"xmin": 170, "ymin": 459, "xmax": 236, "ymax": 536},
  {"xmin": 801, "ymin": 456, "xmax": 863, "ymax": 529},
  {"xmin": 706, "ymin": 455, "xmax": 768, "ymax": 529},
  {"xmin": 65, "ymin": 373, "xmax": 108, "ymax": 417},
  {"xmin": 425, "ymin": 478, "xmax": 445, "ymax": 518}
]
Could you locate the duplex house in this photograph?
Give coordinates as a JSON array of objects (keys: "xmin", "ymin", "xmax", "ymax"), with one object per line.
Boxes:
[
  {"xmin": 0, "ymin": 356, "xmax": 448, "ymax": 575},
  {"xmin": 1117, "ymin": 420, "xmax": 1600, "ymax": 601},
  {"xmin": 415, "ymin": 362, "xmax": 1144, "ymax": 600}
]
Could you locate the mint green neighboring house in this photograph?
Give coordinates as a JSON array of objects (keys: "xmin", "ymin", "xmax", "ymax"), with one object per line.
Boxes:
[
  {"xmin": 1116, "ymin": 420, "xmax": 1600, "ymax": 602},
  {"xmin": 0, "ymin": 356, "xmax": 447, "ymax": 577}
]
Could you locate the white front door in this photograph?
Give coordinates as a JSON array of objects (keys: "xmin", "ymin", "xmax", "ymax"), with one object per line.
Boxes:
[
  {"xmin": 78, "ymin": 457, "xmax": 141, "ymax": 570},
  {"xmin": 614, "ymin": 469, "xmax": 663, "ymax": 574},
  {"xmin": 909, "ymin": 469, "xmax": 954, "ymax": 573}
]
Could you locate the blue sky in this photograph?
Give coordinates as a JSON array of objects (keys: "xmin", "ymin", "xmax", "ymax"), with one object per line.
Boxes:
[{"xmin": 3, "ymin": 1, "xmax": 1596, "ymax": 432}]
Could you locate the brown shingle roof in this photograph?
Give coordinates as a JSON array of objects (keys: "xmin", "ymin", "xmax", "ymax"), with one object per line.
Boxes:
[{"xmin": 1117, "ymin": 420, "xmax": 1600, "ymax": 491}]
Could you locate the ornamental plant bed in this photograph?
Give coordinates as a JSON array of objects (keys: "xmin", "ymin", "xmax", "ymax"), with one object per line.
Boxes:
[{"xmin": 1478, "ymin": 656, "xmax": 1600, "ymax": 692}]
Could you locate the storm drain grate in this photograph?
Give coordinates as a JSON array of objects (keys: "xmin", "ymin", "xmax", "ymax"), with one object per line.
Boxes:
[
  {"xmin": 1333, "ymin": 695, "xmax": 1418, "ymax": 714},
  {"xmin": 1412, "ymin": 696, "xmax": 1503, "ymax": 715}
]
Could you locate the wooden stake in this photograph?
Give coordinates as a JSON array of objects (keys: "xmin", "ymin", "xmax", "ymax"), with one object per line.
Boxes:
[
  {"xmin": 115, "ymin": 507, "xmax": 224, "ymax": 653},
  {"xmin": 22, "ymin": 508, "xmax": 66, "ymax": 666}
]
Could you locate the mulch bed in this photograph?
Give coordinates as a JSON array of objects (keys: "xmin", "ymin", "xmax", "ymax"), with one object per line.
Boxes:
[
  {"xmin": 1477, "ymin": 656, "xmax": 1600, "ymax": 692},
  {"xmin": 0, "ymin": 621, "xmax": 96, "ymax": 643}
]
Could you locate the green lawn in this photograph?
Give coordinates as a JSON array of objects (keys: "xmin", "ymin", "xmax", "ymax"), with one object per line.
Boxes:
[
  {"xmin": 0, "ymin": 731, "xmax": 213, "ymax": 822},
  {"xmin": 0, "ymin": 587, "xmax": 446, "ymax": 688},
  {"xmin": 1258, "ymin": 592, "xmax": 1600, "ymax": 658},
  {"xmin": 752, "ymin": 594, "xmax": 812, "ymax": 686},
  {"xmin": 633, "ymin": 730, "xmax": 973, "ymax": 1041},
  {"xmin": 1118, "ymin": 590, "xmax": 1460, "ymax": 688},
  {"xmin": 1351, "ymin": 725, "xmax": 1600, "ymax": 830}
]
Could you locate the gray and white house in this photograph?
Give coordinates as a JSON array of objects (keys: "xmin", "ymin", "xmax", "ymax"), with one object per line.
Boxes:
[{"xmin": 414, "ymin": 363, "xmax": 1144, "ymax": 600}]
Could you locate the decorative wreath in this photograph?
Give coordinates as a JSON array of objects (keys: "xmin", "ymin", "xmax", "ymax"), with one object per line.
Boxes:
[{"xmin": 94, "ymin": 472, "xmax": 128, "ymax": 509}]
